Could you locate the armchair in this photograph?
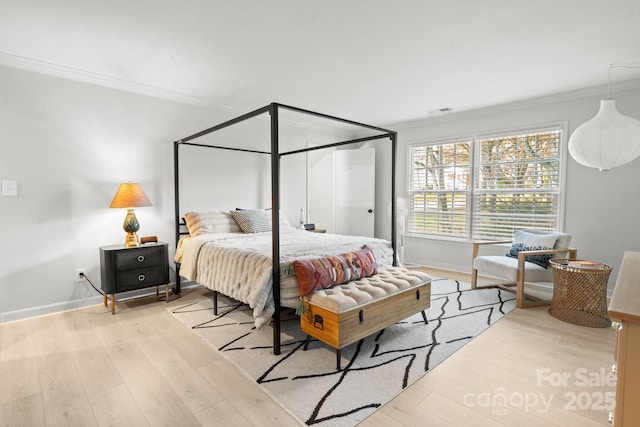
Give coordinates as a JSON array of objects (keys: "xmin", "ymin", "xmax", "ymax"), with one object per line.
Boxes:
[{"xmin": 471, "ymin": 229, "xmax": 577, "ymax": 308}]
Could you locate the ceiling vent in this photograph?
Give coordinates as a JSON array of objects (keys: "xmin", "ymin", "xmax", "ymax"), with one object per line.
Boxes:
[{"xmin": 426, "ymin": 107, "xmax": 453, "ymax": 117}]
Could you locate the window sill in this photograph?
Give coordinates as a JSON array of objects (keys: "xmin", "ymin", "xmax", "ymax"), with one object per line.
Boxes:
[
  {"xmin": 405, "ymin": 233, "xmax": 513, "ymax": 247},
  {"xmin": 405, "ymin": 233, "xmax": 470, "ymax": 244}
]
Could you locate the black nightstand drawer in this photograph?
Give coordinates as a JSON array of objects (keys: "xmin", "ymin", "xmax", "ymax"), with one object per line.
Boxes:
[
  {"xmin": 115, "ymin": 247, "xmax": 164, "ymax": 270},
  {"xmin": 100, "ymin": 242, "xmax": 170, "ymax": 296},
  {"xmin": 117, "ymin": 266, "xmax": 166, "ymax": 292}
]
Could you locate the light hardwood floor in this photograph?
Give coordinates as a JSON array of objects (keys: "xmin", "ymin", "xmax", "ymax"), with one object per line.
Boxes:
[{"xmin": 1, "ymin": 268, "xmax": 615, "ymax": 426}]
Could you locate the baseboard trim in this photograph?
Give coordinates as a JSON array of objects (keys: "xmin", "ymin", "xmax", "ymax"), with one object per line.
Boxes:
[{"xmin": 0, "ymin": 282, "xmax": 199, "ymax": 324}]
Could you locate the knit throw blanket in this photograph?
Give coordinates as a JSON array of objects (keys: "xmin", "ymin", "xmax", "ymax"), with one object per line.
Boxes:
[{"xmin": 175, "ymin": 229, "xmax": 394, "ymax": 328}]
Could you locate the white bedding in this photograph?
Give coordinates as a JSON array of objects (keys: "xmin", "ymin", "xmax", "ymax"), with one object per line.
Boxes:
[{"xmin": 175, "ymin": 228, "xmax": 394, "ymax": 328}]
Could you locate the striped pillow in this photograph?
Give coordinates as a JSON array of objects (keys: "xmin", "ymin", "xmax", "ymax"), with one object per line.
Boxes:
[
  {"xmin": 230, "ymin": 209, "xmax": 293, "ymax": 233},
  {"xmin": 230, "ymin": 209, "xmax": 272, "ymax": 233}
]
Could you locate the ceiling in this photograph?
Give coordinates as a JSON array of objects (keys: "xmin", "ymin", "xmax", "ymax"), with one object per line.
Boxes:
[{"xmin": 1, "ymin": 0, "xmax": 639, "ymax": 126}]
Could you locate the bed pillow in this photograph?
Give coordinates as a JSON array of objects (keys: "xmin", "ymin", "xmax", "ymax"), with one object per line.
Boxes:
[
  {"xmin": 237, "ymin": 208, "xmax": 293, "ymax": 229},
  {"xmin": 230, "ymin": 209, "xmax": 272, "ymax": 233},
  {"xmin": 184, "ymin": 210, "xmax": 242, "ymax": 236},
  {"xmin": 231, "ymin": 208, "xmax": 293, "ymax": 233},
  {"xmin": 293, "ymin": 245, "xmax": 378, "ymax": 297},
  {"xmin": 505, "ymin": 230, "xmax": 559, "ymax": 268}
]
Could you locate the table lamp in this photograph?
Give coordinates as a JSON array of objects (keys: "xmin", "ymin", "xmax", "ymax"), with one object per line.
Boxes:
[{"xmin": 109, "ymin": 182, "xmax": 152, "ymax": 247}]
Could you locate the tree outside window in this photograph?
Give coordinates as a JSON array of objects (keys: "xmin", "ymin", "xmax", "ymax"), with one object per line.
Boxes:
[{"xmin": 409, "ymin": 127, "xmax": 563, "ymax": 240}]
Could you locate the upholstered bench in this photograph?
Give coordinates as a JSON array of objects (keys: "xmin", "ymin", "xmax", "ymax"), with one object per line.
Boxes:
[{"xmin": 300, "ymin": 267, "xmax": 431, "ymax": 370}]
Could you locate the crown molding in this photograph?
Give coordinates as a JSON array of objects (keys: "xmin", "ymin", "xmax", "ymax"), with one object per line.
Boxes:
[
  {"xmin": 0, "ymin": 52, "xmax": 348, "ymax": 133},
  {"xmin": 393, "ymin": 78, "xmax": 640, "ymax": 129},
  {"xmin": 3, "ymin": 50, "xmax": 640, "ymax": 133},
  {"xmin": 0, "ymin": 51, "xmax": 242, "ymax": 113}
]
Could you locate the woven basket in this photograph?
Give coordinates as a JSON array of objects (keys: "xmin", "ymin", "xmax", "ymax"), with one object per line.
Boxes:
[{"xmin": 548, "ymin": 259, "xmax": 612, "ymax": 327}]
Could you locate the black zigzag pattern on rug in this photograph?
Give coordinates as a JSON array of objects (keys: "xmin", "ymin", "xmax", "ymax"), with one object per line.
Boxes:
[{"xmin": 171, "ymin": 278, "xmax": 516, "ymax": 427}]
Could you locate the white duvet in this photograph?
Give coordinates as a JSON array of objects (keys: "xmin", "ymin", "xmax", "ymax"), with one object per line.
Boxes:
[{"xmin": 175, "ymin": 228, "xmax": 394, "ymax": 328}]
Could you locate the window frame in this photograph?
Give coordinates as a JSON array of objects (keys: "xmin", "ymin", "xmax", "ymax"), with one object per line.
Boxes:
[
  {"xmin": 406, "ymin": 122, "xmax": 568, "ymax": 241},
  {"xmin": 407, "ymin": 137, "xmax": 473, "ymax": 239}
]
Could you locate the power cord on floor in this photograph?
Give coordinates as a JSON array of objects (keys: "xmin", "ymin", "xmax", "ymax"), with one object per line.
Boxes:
[{"xmin": 78, "ymin": 272, "xmax": 104, "ymax": 296}]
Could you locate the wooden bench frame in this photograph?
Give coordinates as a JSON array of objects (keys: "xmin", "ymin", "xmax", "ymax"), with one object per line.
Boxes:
[{"xmin": 300, "ymin": 277, "xmax": 431, "ymax": 370}]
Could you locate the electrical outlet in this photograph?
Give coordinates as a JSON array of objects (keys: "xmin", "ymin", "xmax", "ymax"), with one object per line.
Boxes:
[{"xmin": 75, "ymin": 268, "xmax": 87, "ymax": 282}]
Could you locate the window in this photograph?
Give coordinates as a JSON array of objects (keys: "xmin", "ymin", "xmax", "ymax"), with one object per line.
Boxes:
[
  {"xmin": 409, "ymin": 126, "xmax": 564, "ymax": 240},
  {"xmin": 409, "ymin": 140, "xmax": 471, "ymax": 237}
]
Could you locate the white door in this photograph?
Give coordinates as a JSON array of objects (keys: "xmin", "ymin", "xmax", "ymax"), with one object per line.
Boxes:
[
  {"xmin": 334, "ymin": 148, "xmax": 375, "ymax": 237},
  {"xmin": 307, "ymin": 148, "xmax": 335, "ymax": 231}
]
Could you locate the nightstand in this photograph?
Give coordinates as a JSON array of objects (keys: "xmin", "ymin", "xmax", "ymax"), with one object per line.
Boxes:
[
  {"xmin": 307, "ymin": 228, "xmax": 326, "ymax": 233},
  {"xmin": 99, "ymin": 242, "xmax": 170, "ymax": 314}
]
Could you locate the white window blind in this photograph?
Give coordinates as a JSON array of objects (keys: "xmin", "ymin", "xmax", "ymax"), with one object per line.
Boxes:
[
  {"xmin": 409, "ymin": 140, "xmax": 471, "ymax": 238},
  {"xmin": 473, "ymin": 128, "xmax": 562, "ymax": 240},
  {"xmin": 408, "ymin": 126, "xmax": 564, "ymax": 240}
]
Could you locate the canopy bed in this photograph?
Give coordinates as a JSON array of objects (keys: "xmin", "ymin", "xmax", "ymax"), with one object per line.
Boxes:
[{"xmin": 173, "ymin": 103, "xmax": 399, "ymax": 354}]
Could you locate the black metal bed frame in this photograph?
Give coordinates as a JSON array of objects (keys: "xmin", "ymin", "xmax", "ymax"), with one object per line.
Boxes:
[{"xmin": 173, "ymin": 102, "xmax": 398, "ymax": 354}]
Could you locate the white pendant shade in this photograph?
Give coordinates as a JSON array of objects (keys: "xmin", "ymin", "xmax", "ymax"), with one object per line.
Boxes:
[{"xmin": 568, "ymin": 99, "xmax": 640, "ymax": 171}]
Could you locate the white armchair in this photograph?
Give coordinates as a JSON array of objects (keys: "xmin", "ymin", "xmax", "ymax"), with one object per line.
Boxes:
[{"xmin": 471, "ymin": 229, "xmax": 577, "ymax": 308}]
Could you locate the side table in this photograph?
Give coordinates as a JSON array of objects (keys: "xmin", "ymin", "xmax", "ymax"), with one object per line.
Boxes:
[
  {"xmin": 548, "ymin": 259, "xmax": 612, "ymax": 327},
  {"xmin": 100, "ymin": 242, "xmax": 170, "ymax": 314}
]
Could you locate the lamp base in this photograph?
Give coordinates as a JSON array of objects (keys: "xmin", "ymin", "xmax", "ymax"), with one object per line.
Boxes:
[
  {"xmin": 124, "ymin": 232, "xmax": 140, "ymax": 248},
  {"xmin": 122, "ymin": 208, "xmax": 141, "ymax": 248}
]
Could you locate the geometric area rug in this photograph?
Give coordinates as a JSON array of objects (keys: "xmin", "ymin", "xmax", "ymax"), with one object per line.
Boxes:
[{"xmin": 171, "ymin": 278, "xmax": 516, "ymax": 426}]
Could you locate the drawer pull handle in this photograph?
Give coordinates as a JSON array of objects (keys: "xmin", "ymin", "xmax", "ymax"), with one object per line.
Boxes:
[
  {"xmin": 137, "ymin": 255, "xmax": 145, "ymax": 263},
  {"xmin": 138, "ymin": 274, "xmax": 145, "ymax": 282},
  {"xmin": 611, "ymin": 321, "xmax": 622, "ymax": 330}
]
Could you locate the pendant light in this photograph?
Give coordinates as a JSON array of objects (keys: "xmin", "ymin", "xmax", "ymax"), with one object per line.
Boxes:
[{"xmin": 568, "ymin": 64, "xmax": 640, "ymax": 171}]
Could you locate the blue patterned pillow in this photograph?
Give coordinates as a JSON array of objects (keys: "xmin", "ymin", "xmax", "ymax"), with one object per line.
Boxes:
[{"xmin": 506, "ymin": 230, "xmax": 559, "ymax": 268}]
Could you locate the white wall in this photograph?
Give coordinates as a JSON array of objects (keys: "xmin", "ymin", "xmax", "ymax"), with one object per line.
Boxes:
[
  {"xmin": 306, "ymin": 140, "xmax": 394, "ymax": 239},
  {"xmin": 0, "ymin": 65, "xmax": 393, "ymax": 322},
  {"xmin": 3, "ymin": 62, "xmax": 637, "ymax": 321},
  {"xmin": 0, "ymin": 65, "xmax": 265, "ymax": 321},
  {"xmin": 396, "ymin": 84, "xmax": 640, "ymax": 291}
]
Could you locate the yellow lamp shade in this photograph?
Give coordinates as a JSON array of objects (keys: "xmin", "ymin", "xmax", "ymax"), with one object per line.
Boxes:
[{"xmin": 109, "ymin": 182, "xmax": 152, "ymax": 209}]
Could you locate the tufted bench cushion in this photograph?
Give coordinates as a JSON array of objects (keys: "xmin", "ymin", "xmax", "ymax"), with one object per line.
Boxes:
[
  {"xmin": 306, "ymin": 268, "xmax": 431, "ymax": 313},
  {"xmin": 301, "ymin": 267, "xmax": 431, "ymax": 369}
]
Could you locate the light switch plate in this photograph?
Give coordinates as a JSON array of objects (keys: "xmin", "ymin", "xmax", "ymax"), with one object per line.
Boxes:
[{"xmin": 2, "ymin": 180, "xmax": 17, "ymax": 197}]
